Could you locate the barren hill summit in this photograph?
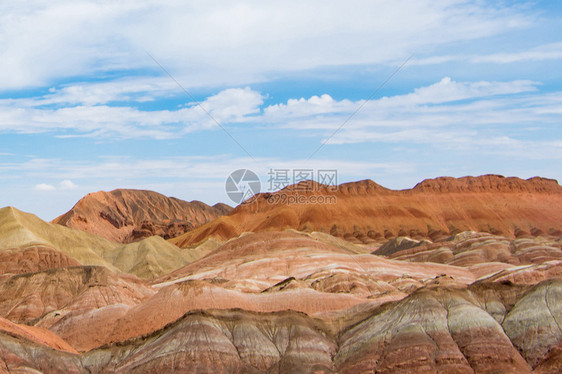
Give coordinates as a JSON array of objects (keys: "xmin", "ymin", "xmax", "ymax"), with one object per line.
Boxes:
[
  {"xmin": 53, "ymin": 189, "xmax": 232, "ymax": 243},
  {"xmin": 171, "ymin": 175, "xmax": 562, "ymax": 247},
  {"xmin": 411, "ymin": 174, "xmax": 561, "ymax": 193}
]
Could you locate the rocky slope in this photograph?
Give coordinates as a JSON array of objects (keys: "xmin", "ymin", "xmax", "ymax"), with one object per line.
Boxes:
[
  {"xmin": 2, "ymin": 279, "xmax": 560, "ymax": 373},
  {"xmin": 376, "ymin": 231, "xmax": 562, "ymax": 264},
  {"xmin": 53, "ymin": 189, "xmax": 231, "ymax": 243},
  {"xmin": 171, "ymin": 175, "xmax": 562, "ymax": 247},
  {"xmin": 11, "ymin": 229, "xmax": 557, "ymax": 357}
]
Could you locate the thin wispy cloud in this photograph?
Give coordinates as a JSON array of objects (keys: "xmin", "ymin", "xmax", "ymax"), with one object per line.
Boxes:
[
  {"xmin": 0, "ymin": 87, "xmax": 263, "ymax": 138},
  {"xmin": 33, "ymin": 180, "xmax": 78, "ymax": 192},
  {"xmin": 411, "ymin": 42, "xmax": 562, "ymax": 66},
  {"xmin": 1, "ymin": 156, "xmax": 410, "ymax": 182},
  {"xmin": 34, "ymin": 183, "xmax": 56, "ymax": 192},
  {"xmin": 0, "ymin": 1, "xmax": 532, "ymax": 90}
]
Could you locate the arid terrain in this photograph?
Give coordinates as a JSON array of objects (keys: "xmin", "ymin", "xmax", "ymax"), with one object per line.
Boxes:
[{"xmin": 1, "ymin": 175, "xmax": 562, "ymax": 373}]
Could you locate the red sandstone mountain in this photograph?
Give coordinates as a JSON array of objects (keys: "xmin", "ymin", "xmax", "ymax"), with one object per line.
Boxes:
[
  {"xmin": 171, "ymin": 175, "xmax": 562, "ymax": 247},
  {"xmin": 2, "ymin": 175, "xmax": 562, "ymax": 373},
  {"xmin": 52, "ymin": 189, "xmax": 232, "ymax": 243}
]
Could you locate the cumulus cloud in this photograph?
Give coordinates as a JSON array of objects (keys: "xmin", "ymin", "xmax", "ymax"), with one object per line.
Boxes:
[
  {"xmin": 197, "ymin": 87, "xmax": 264, "ymax": 123},
  {"xmin": 265, "ymin": 94, "xmax": 355, "ymax": 118},
  {"xmin": 60, "ymin": 180, "xmax": 78, "ymax": 190},
  {"xmin": 259, "ymin": 78, "xmax": 542, "ymax": 130}
]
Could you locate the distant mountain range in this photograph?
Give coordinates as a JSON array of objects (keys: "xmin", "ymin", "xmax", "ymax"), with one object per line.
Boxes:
[{"xmin": 171, "ymin": 174, "xmax": 562, "ymax": 247}]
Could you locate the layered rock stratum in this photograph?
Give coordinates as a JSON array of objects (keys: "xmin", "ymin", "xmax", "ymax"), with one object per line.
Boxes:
[
  {"xmin": 53, "ymin": 189, "xmax": 231, "ymax": 243},
  {"xmin": 171, "ymin": 175, "xmax": 562, "ymax": 247},
  {"xmin": 1, "ymin": 175, "xmax": 562, "ymax": 373}
]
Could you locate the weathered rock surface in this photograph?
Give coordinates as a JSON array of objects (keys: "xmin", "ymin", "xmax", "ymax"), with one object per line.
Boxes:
[
  {"xmin": 0, "ymin": 251, "xmax": 560, "ymax": 372},
  {"xmin": 0, "ymin": 279, "xmax": 553, "ymax": 373},
  {"xmin": 503, "ymin": 279, "xmax": 562, "ymax": 367},
  {"xmin": 0, "ymin": 316, "xmax": 77, "ymax": 354},
  {"xmin": 0, "ymin": 245, "xmax": 81, "ymax": 279},
  {"xmin": 335, "ymin": 280, "xmax": 534, "ymax": 373},
  {"xmin": 21, "ymin": 231, "xmax": 474, "ymax": 352},
  {"xmin": 379, "ymin": 231, "xmax": 562, "ymax": 284},
  {"xmin": 81, "ymin": 309, "xmax": 337, "ymax": 374},
  {"xmin": 53, "ymin": 189, "xmax": 232, "ymax": 243},
  {"xmin": 0, "ymin": 266, "xmax": 154, "ymax": 351},
  {"xmin": 157, "ymin": 231, "xmax": 475, "ymax": 291},
  {"xmin": 0, "ymin": 333, "xmax": 83, "ymax": 373}
]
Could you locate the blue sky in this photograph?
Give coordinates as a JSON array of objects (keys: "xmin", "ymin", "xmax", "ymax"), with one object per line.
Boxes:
[{"xmin": 1, "ymin": 0, "xmax": 561, "ymax": 220}]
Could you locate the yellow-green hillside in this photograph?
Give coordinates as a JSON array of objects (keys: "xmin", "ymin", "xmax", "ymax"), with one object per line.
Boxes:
[{"xmin": 0, "ymin": 207, "xmax": 190, "ymax": 279}]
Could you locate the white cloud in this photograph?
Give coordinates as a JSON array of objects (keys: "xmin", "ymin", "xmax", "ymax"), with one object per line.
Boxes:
[
  {"xmin": 34, "ymin": 183, "xmax": 56, "ymax": 191},
  {"xmin": 0, "ymin": 87, "xmax": 264, "ymax": 138},
  {"xmin": 0, "ymin": 77, "xmax": 556, "ymax": 154},
  {"xmin": 471, "ymin": 42, "xmax": 562, "ymax": 64},
  {"xmin": 259, "ymin": 77, "xmax": 541, "ymax": 130},
  {"xmin": 0, "ymin": 1, "xmax": 532, "ymax": 90},
  {"xmin": 1, "ymin": 156, "xmax": 407, "ymax": 183},
  {"xmin": 250, "ymin": 78, "xmax": 562, "ymax": 161},
  {"xmin": 2, "ymin": 155, "xmax": 415, "ymax": 217},
  {"xmin": 32, "ymin": 180, "xmax": 78, "ymax": 191},
  {"xmin": 197, "ymin": 87, "xmax": 264, "ymax": 123},
  {"xmin": 39, "ymin": 77, "xmax": 178, "ymax": 106},
  {"xmin": 411, "ymin": 42, "xmax": 562, "ymax": 66},
  {"xmin": 396, "ymin": 77, "xmax": 538, "ymax": 105},
  {"xmin": 265, "ymin": 94, "xmax": 355, "ymax": 118},
  {"xmin": 60, "ymin": 180, "xmax": 78, "ymax": 190}
]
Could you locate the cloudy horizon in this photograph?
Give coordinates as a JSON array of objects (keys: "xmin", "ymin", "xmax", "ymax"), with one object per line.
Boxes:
[{"xmin": 1, "ymin": 1, "xmax": 561, "ymax": 220}]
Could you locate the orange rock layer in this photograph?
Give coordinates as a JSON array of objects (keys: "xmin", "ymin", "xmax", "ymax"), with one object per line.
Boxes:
[{"xmin": 171, "ymin": 175, "xmax": 562, "ymax": 247}]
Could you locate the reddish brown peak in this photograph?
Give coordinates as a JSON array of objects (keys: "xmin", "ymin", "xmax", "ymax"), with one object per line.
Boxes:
[
  {"xmin": 53, "ymin": 188, "xmax": 232, "ymax": 243},
  {"xmin": 336, "ymin": 179, "xmax": 391, "ymax": 194},
  {"xmin": 265, "ymin": 179, "xmax": 390, "ymax": 195},
  {"xmin": 411, "ymin": 174, "xmax": 561, "ymax": 193},
  {"xmin": 277, "ymin": 179, "xmax": 325, "ymax": 192},
  {"xmin": 249, "ymin": 175, "xmax": 561, "ymax": 198}
]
